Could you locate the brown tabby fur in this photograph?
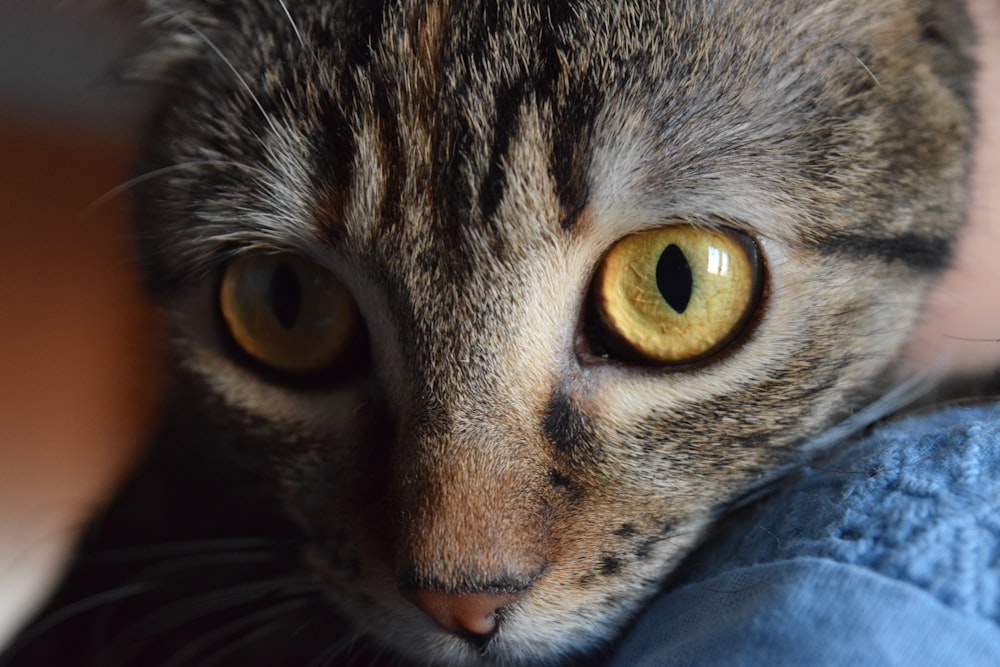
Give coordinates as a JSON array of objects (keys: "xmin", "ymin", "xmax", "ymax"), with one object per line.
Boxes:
[{"xmin": 27, "ymin": 1, "xmax": 980, "ymax": 665}]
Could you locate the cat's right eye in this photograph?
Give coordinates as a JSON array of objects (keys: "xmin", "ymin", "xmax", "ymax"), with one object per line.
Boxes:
[
  {"xmin": 219, "ymin": 254, "xmax": 360, "ymax": 376},
  {"xmin": 589, "ymin": 225, "xmax": 763, "ymax": 365}
]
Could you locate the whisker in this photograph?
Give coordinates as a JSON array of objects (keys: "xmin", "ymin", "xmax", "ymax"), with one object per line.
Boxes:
[
  {"xmin": 153, "ymin": 1, "xmax": 322, "ymax": 191},
  {"xmin": 798, "ymin": 369, "xmax": 937, "ymax": 454},
  {"xmin": 148, "ymin": 0, "xmax": 281, "ymax": 136},
  {"xmin": 835, "ymin": 43, "xmax": 882, "ymax": 87},
  {"xmin": 131, "ymin": 575, "xmax": 318, "ymax": 635},
  {"xmin": 945, "ymin": 334, "xmax": 1000, "ymax": 343},
  {"xmin": 309, "ymin": 627, "xmax": 387, "ymax": 667},
  {"xmin": 1, "ymin": 582, "xmax": 155, "ymax": 658},
  {"xmin": 275, "ymin": 0, "xmax": 305, "ymax": 49},
  {"xmin": 83, "ymin": 160, "xmax": 275, "ymax": 215},
  {"xmin": 275, "ymin": 0, "xmax": 322, "ymax": 71},
  {"xmin": 127, "ymin": 550, "xmax": 290, "ymax": 583},
  {"xmin": 308, "ymin": 636, "xmax": 356, "ymax": 667},
  {"xmin": 97, "ymin": 576, "xmax": 320, "ymax": 664},
  {"xmin": 163, "ymin": 597, "xmax": 312, "ymax": 667},
  {"xmin": 83, "ymin": 537, "xmax": 288, "ymax": 566}
]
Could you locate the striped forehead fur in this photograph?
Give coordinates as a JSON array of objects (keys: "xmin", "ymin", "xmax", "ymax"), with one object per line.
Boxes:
[{"xmin": 133, "ymin": 0, "xmax": 971, "ymax": 291}]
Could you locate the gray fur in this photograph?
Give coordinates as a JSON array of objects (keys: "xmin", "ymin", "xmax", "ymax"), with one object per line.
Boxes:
[{"xmin": 127, "ymin": 1, "xmax": 974, "ymax": 664}]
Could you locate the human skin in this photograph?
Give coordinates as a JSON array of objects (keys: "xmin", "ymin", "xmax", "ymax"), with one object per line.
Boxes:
[{"xmin": 905, "ymin": 0, "xmax": 1000, "ymax": 376}]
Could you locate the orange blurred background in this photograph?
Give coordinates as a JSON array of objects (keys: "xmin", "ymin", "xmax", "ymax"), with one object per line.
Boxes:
[{"xmin": 0, "ymin": 1, "xmax": 163, "ymax": 646}]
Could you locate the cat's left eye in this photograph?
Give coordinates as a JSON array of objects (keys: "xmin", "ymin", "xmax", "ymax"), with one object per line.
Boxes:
[
  {"xmin": 219, "ymin": 254, "xmax": 360, "ymax": 376},
  {"xmin": 590, "ymin": 225, "xmax": 763, "ymax": 365}
]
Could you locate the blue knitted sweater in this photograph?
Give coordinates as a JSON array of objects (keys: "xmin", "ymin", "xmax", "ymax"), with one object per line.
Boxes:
[{"xmin": 612, "ymin": 402, "xmax": 1000, "ymax": 666}]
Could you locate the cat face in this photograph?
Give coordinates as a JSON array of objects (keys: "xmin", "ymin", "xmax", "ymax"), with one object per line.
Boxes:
[{"xmin": 133, "ymin": 0, "xmax": 972, "ymax": 663}]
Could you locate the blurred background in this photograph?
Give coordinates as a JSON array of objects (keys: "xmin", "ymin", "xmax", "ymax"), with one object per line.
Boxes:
[{"xmin": 0, "ymin": 0, "xmax": 163, "ymax": 648}]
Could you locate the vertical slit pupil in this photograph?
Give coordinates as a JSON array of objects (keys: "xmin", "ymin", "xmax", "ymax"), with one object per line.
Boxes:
[
  {"xmin": 656, "ymin": 244, "xmax": 693, "ymax": 314},
  {"xmin": 271, "ymin": 262, "xmax": 302, "ymax": 329}
]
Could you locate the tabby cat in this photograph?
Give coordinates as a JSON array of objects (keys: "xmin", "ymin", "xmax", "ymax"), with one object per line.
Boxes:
[{"xmin": 3, "ymin": 0, "xmax": 975, "ymax": 665}]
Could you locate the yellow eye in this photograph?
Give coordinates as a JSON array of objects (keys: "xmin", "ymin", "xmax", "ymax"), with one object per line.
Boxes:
[
  {"xmin": 591, "ymin": 226, "xmax": 762, "ymax": 364},
  {"xmin": 219, "ymin": 254, "xmax": 359, "ymax": 375}
]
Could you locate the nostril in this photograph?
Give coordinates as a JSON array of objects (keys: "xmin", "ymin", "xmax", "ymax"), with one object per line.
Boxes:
[{"xmin": 401, "ymin": 588, "xmax": 526, "ymax": 638}]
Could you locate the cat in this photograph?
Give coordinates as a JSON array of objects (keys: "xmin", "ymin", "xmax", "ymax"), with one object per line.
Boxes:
[{"xmin": 2, "ymin": 0, "xmax": 976, "ymax": 665}]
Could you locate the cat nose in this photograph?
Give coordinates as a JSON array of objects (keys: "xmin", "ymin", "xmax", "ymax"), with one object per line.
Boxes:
[{"xmin": 402, "ymin": 588, "xmax": 526, "ymax": 637}]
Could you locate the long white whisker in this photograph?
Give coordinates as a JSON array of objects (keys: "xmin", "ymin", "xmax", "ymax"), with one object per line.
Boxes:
[
  {"xmin": 2, "ymin": 583, "xmax": 155, "ymax": 657},
  {"xmin": 275, "ymin": 0, "xmax": 322, "ymax": 71},
  {"xmin": 163, "ymin": 597, "xmax": 313, "ymax": 667},
  {"xmin": 142, "ymin": 3, "xmax": 313, "ymax": 222},
  {"xmin": 149, "ymin": 0, "xmax": 280, "ymax": 136},
  {"xmin": 98, "ymin": 576, "xmax": 319, "ymax": 664},
  {"xmin": 276, "ymin": 0, "xmax": 305, "ymax": 48},
  {"xmin": 84, "ymin": 537, "xmax": 287, "ymax": 566},
  {"xmin": 83, "ymin": 160, "xmax": 276, "ymax": 216},
  {"xmin": 798, "ymin": 368, "xmax": 940, "ymax": 455}
]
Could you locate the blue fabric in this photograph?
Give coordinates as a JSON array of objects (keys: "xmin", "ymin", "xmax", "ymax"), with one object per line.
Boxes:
[{"xmin": 612, "ymin": 402, "xmax": 1000, "ymax": 666}]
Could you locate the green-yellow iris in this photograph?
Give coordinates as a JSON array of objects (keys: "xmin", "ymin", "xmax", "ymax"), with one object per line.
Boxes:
[{"xmin": 592, "ymin": 226, "xmax": 762, "ymax": 364}]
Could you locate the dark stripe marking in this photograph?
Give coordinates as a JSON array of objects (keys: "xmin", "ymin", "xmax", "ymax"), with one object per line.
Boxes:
[
  {"xmin": 532, "ymin": 1, "xmax": 599, "ymax": 231},
  {"xmin": 808, "ymin": 231, "xmax": 954, "ymax": 272},
  {"xmin": 543, "ymin": 390, "xmax": 594, "ymax": 456}
]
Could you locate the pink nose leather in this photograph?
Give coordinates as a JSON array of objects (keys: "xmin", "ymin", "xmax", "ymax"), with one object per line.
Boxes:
[{"xmin": 403, "ymin": 588, "xmax": 525, "ymax": 636}]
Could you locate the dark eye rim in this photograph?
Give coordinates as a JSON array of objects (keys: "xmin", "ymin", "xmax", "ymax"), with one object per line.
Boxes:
[
  {"xmin": 214, "ymin": 253, "xmax": 370, "ymax": 390},
  {"xmin": 577, "ymin": 226, "xmax": 768, "ymax": 370}
]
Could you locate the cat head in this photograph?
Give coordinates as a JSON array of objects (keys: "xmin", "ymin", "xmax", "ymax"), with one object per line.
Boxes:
[{"xmin": 130, "ymin": 0, "xmax": 973, "ymax": 663}]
